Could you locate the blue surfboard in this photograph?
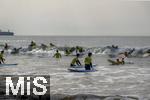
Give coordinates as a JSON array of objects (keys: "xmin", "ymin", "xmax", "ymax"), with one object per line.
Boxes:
[
  {"xmin": 0, "ymin": 63, "xmax": 18, "ymax": 67},
  {"xmin": 68, "ymin": 68, "xmax": 97, "ymax": 72},
  {"xmin": 70, "ymin": 64, "xmax": 97, "ymax": 68}
]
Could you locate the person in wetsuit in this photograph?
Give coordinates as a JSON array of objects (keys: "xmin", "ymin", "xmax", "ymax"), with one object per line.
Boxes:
[
  {"xmin": 117, "ymin": 52, "xmax": 128, "ymax": 64},
  {"xmin": 114, "ymin": 59, "xmax": 122, "ymax": 65},
  {"xmin": 84, "ymin": 52, "xmax": 93, "ymax": 70},
  {"xmin": 29, "ymin": 41, "xmax": 36, "ymax": 50},
  {"xmin": 4, "ymin": 43, "xmax": 8, "ymax": 50},
  {"xmin": 70, "ymin": 54, "xmax": 82, "ymax": 66},
  {"xmin": 0, "ymin": 51, "xmax": 5, "ymax": 64},
  {"xmin": 53, "ymin": 50, "xmax": 62, "ymax": 59}
]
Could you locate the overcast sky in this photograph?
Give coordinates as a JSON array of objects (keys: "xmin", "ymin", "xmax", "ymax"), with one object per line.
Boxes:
[{"xmin": 0, "ymin": 0, "xmax": 150, "ymax": 36}]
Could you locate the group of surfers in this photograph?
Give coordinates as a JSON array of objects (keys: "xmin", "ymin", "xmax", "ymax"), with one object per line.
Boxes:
[
  {"xmin": 28, "ymin": 41, "xmax": 84, "ymax": 55},
  {"xmin": 0, "ymin": 42, "xmax": 128, "ymax": 68},
  {"xmin": 52, "ymin": 50, "xmax": 93, "ymax": 70},
  {"xmin": 52, "ymin": 49, "xmax": 129, "ymax": 70},
  {"xmin": 71, "ymin": 53, "xmax": 93, "ymax": 70}
]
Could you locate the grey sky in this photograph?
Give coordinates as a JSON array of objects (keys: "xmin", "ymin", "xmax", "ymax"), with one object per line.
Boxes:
[{"xmin": 0, "ymin": 0, "xmax": 150, "ymax": 36}]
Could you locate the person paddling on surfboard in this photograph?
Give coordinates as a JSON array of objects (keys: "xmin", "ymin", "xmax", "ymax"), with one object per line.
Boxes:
[
  {"xmin": 108, "ymin": 59, "xmax": 122, "ymax": 65},
  {"xmin": 117, "ymin": 52, "xmax": 128, "ymax": 64},
  {"xmin": 0, "ymin": 51, "xmax": 5, "ymax": 64},
  {"xmin": 84, "ymin": 52, "xmax": 93, "ymax": 70},
  {"xmin": 53, "ymin": 50, "xmax": 62, "ymax": 59},
  {"xmin": 70, "ymin": 54, "xmax": 82, "ymax": 66}
]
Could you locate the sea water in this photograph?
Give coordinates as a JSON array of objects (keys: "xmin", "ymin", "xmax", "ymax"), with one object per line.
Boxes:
[{"xmin": 0, "ymin": 36, "xmax": 150, "ymax": 99}]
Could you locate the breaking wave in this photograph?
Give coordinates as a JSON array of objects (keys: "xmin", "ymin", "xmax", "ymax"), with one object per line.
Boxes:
[{"xmin": 0, "ymin": 45, "xmax": 150, "ymax": 58}]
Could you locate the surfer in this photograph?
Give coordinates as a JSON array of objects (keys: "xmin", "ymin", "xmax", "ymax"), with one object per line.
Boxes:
[
  {"xmin": 112, "ymin": 45, "xmax": 118, "ymax": 49},
  {"xmin": 28, "ymin": 41, "xmax": 37, "ymax": 51},
  {"xmin": 116, "ymin": 59, "xmax": 122, "ymax": 65},
  {"xmin": 53, "ymin": 50, "xmax": 62, "ymax": 59},
  {"xmin": 0, "ymin": 51, "xmax": 5, "ymax": 64},
  {"xmin": 76, "ymin": 46, "xmax": 84, "ymax": 55},
  {"xmin": 11, "ymin": 47, "xmax": 22, "ymax": 54},
  {"xmin": 4, "ymin": 43, "xmax": 8, "ymax": 50},
  {"xmin": 108, "ymin": 59, "xmax": 122, "ymax": 65},
  {"xmin": 50, "ymin": 43, "xmax": 56, "ymax": 47},
  {"xmin": 108, "ymin": 52, "xmax": 129, "ymax": 65},
  {"xmin": 70, "ymin": 54, "xmax": 82, "ymax": 66},
  {"xmin": 117, "ymin": 52, "xmax": 128, "ymax": 64},
  {"xmin": 29, "ymin": 41, "xmax": 36, "ymax": 50},
  {"xmin": 40, "ymin": 44, "xmax": 47, "ymax": 50},
  {"xmin": 65, "ymin": 49, "xmax": 71, "ymax": 56},
  {"xmin": 31, "ymin": 41, "xmax": 36, "ymax": 47},
  {"xmin": 84, "ymin": 52, "xmax": 93, "ymax": 70}
]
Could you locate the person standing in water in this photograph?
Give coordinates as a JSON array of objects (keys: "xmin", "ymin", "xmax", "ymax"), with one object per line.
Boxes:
[
  {"xmin": 70, "ymin": 54, "xmax": 82, "ymax": 66},
  {"xmin": 29, "ymin": 41, "xmax": 36, "ymax": 50},
  {"xmin": 84, "ymin": 52, "xmax": 93, "ymax": 70},
  {"xmin": 4, "ymin": 43, "xmax": 8, "ymax": 50},
  {"xmin": 53, "ymin": 50, "xmax": 62, "ymax": 59},
  {"xmin": 65, "ymin": 49, "xmax": 71, "ymax": 56},
  {"xmin": 0, "ymin": 51, "xmax": 5, "ymax": 64}
]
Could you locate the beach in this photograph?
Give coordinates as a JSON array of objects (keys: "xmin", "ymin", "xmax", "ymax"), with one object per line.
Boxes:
[{"xmin": 0, "ymin": 36, "xmax": 150, "ymax": 100}]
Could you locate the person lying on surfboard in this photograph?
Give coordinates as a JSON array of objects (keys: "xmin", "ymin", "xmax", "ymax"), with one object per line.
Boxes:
[
  {"xmin": 0, "ymin": 51, "xmax": 5, "ymax": 64},
  {"xmin": 53, "ymin": 50, "xmax": 62, "ymax": 59},
  {"xmin": 108, "ymin": 52, "xmax": 129, "ymax": 65},
  {"xmin": 117, "ymin": 52, "xmax": 128, "ymax": 64},
  {"xmin": 70, "ymin": 54, "xmax": 82, "ymax": 66},
  {"xmin": 84, "ymin": 52, "xmax": 93, "ymax": 70},
  {"xmin": 108, "ymin": 59, "xmax": 122, "ymax": 65}
]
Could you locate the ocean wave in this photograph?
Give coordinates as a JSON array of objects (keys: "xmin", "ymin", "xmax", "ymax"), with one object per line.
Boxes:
[
  {"xmin": 0, "ymin": 94, "xmax": 141, "ymax": 100},
  {"xmin": 0, "ymin": 45, "xmax": 150, "ymax": 58},
  {"xmin": 50, "ymin": 94, "xmax": 140, "ymax": 100}
]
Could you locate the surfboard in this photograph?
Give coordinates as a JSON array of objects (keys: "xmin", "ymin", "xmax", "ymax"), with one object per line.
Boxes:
[
  {"xmin": 143, "ymin": 53, "xmax": 150, "ymax": 57},
  {"xmin": 107, "ymin": 59, "xmax": 134, "ymax": 65},
  {"xmin": 107, "ymin": 59, "xmax": 118, "ymax": 65},
  {"xmin": 70, "ymin": 64, "xmax": 97, "ymax": 68},
  {"xmin": 68, "ymin": 68, "xmax": 97, "ymax": 72},
  {"xmin": 0, "ymin": 63, "xmax": 18, "ymax": 67}
]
